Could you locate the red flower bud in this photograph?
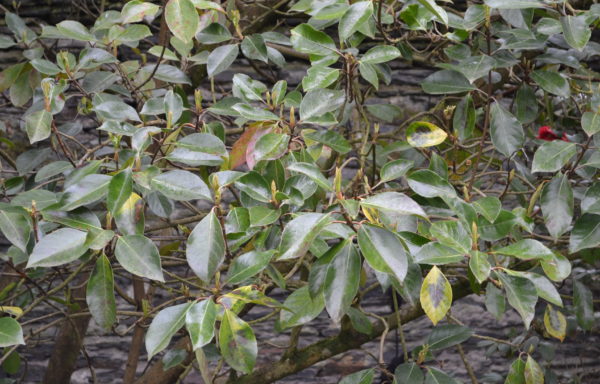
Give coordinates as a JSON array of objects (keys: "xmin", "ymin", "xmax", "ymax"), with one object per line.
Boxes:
[{"xmin": 537, "ymin": 126, "xmax": 569, "ymax": 142}]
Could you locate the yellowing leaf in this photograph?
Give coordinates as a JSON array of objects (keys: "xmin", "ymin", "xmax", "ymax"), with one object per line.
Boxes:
[
  {"xmin": 544, "ymin": 304, "xmax": 566, "ymax": 342},
  {"xmin": 406, "ymin": 121, "xmax": 448, "ymax": 148},
  {"xmin": 0, "ymin": 306, "xmax": 23, "ymax": 317},
  {"xmin": 524, "ymin": 355, "xmax": 544, "ymax": 384},
  {"xmin": 420, "ymin": 266, "xmax": 452, "ymax": 325}
]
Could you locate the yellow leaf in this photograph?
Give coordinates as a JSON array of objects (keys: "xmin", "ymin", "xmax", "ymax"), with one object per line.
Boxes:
[
  {"xmin": 420, "ymin": 266, "xmax": 452, "ymax": 325},
  {"xmin": 544, "ymin": 304, "xmax": 566, "ymax": 342},
  {"xmin": 406, "ymin": 121, "xmax": 448, "ymax": 148},
  {"xmin": 524, "ymin": 355, "xmax": 544, "ymax": 384},
  {"xmin": 0, "ymin": 306, "xmax": 23, "ymax": 317}
]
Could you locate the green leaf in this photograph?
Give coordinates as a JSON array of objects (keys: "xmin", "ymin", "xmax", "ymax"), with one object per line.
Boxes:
[
  {"xmin": 430, "ymin": 220, "xmax": 471, "ymax": 253},
  {"xmin": 515, "ymin": 84, "xmax": 538, "ymax": 124},
  {"xmin": 420, "ymin": 266, "xmax": 452, "ymax": 325},
  {"xmin": 279, "ymin": 285, "xmax": 324, "ymax": 328},
  {"xmin": 505, "ymin": 358, "xmax": 526, "ymax": 384},
  {"xmin": 278, "ymin": 213, "xmax": 331, "ymax": 260},
  {"xmin": 561, "ymin": 15, "xmax": 591, "ymax": 50},
  {"xmin": 288, "ymin": 162, "xmax": 332, "ymax": 191},
  {"xmin": 361, "ymin": 45, "xmax": 400, "ymax": 64},
  {"xmin": 146, "ymin": 302, "xmax": 194, "ymax": 359},
  {"xmin": 484, "ymin": 0, "xmax": 546, "ymax": 9},
  {"xmin": 165, "ymin": 0, "xmax": 198, "ymax": 43},
  {"xmin": 406, "ymin": 121, "xmax": 447, "ymax": 148},
  {"xmin": 339, "ymin": 368, "xmax": 375, "ymax": 384},
  {"xmin": 302, "ymin": 66, "xmax": 340, "ymax": 91},
  {"xmin": 95, "ymin": 101, "xmax": 141, "ymax": 122},
  {"xmin": 531, "ymin": 70, "xmax": 570, "ymax": 98},
  {"xmin": 86, "ymin": 254, "xmax": 116, "ymax": 330},
  {"xmin": 57, "ymin": 20, "xmax": 94, "ymax": 41},
  {"xmin": 60, "ymin": 174, "xmax": 111, "ymax": 211},
  {"xmin": 490, "ymin": 102, "xmax": 524, "ymax": 157},
  {"xmin": 121, "ymin": 1, "xmax": 160, "ymax": 24},
  {"xmin": 425, "ymin": 368, "xmax": 461, "ymax": 384},
  {"xmin": 226, "ymin": 250, "xmax": 275, "ymax": 284},
  {"xmin": 25, "ymin": 110, "xmax": 52, "ymax": 144},
  {"xmin": 582, "ymin": 183, "xmax": 600, "ymax": 215},
  {"xmin": 219, "ymin": 309, "xmax": 257, "ymax": 374},
  {"xmin": 253, "ymin": 133, "xmax": 289, "ymax": 163},
  {"xmin": 324, "ymin": 240, "xmax": 361, "ymax": 323},
  {"xmin": 582, "ymin": 112, "xmax": 600, "ymax": 137},
  {"xmin": 469, "ymin": 251, "xmax": 491, "ymax": 283},
  {"xmin": 415, "ymin": 242, "xmax": 464, "ymax": 265},
  {"xmin": 407, "ymin": 170, "xmax": 456, "ymax": 198},
  {"xmin": 290, "ymin": 24, "xmax": 337, "ymax": 56},
  {"xmin": 299, "ymin": 89, "xmax": 345, "ymax": 121},
  {"xmin": 107, "ymin": 168, "xmax": 133, "ymax": 214},
  {"xmin": 241, "ymin": 34, "xmax": 268, "ymax": 63},
  {"xmin": 440, "ymin": 55, "xmax": 495, "ymax": 83},
  {"xmin": 360, "ymin": 192, "xmax": 427, "ymax": 219},
  {"xmin": 197, "ymin": 23, "xmax": 232, "ymax": 44},
  {"xmin": 235, "ymin": 171, "xmax": 271, "ymax": 202},
  {"xmin": 497, "ymin": 272, "xmax": 537, "ymax": 329},
  {"xmin": 151, "ymin": 170, "xmax": 212, "ymax": 202},
  {"xmin": 339, "ymin": 1, "xmax": 373, "ymax": 41},
  {"xmin": 248, "ymin": 206, "xmax": 280, "ymax": 227},
  {"xmin": 358, "ymin": 224, "xmax": 408, "ymax": 282},
  {"xmin": 30, "ymin": 58, "xmax": 61, "ymax": 75},
  {"xmin": 427, "ymin": 324, "xmax": 472, "ymax": 350},
  {"xmin": 379, "ymin": 159, "xmax": 413, "ymax": 183},
  {"xmin": 569, "ymin": 214, "xmax": 600, "ymax": 253},
  {"xmin": 232, "ymin": 103, "xmax": 279, "ymax": 121},
  {"xmin": 304, "ymin": 129, "xmax": 351, "ymax": 154},
  {"xmin": 524, "ymin": 355, "xmax": 544, "ymax": 384},
  {"xmin": 346, "ymin": 307, "xmax": 373, "ymax": 335},
  {"xmin": 540, "ymin": 173, "xmax": 573, "ymax": 239},
  {"xmin": 453, "ymin": 94, "xmax": 476, "ymax": 142},
  {"xmin": 185, "ymin": 299, "xmax": 217, "ymax": 350},
  {"xmin": 486, "ymin": 284, "xmax": 505, "ymax": 321},
  {"xmin": 0, "ymin": 210, "xmax": 31, "ymax": 253},
  {"xmin": 532, "ymin": 141, "xmax": 576, "ymax": 173},
  {"xmin": 35, "ymin": 161, "xmax": 73, "ymax": 182},
  {"xmin": 187, "ymin": 210, "xmax": 225, "ymax": 282},
  {"xmin": 494, "ymin": 239, "xmax": 554, "ymax": 261},
  {"xmin": 27, "ymin": 228, "xmax": 88, "ymax": 268},
  {"xmin": 0, "ymin": 318, "xmax": 24, "ymax": 347},
  {"xmin": 395, "ymin": 363, "xmax": 424, "ymax": 384},
  {"xmin": 573, "ymin": 279, "xmax": 594, "ymax": 330},
  {"xmin": 421, "ymin": 70, "xmax": 476, "ymax": 94},
  {"xmin": 541, "ymin": 252, "xmax": 571, "ymax": 282},
  {"xmin": 115, "ymin": 235, "xmax": 164, "ymax": 281},
  {"xmin": 207, "ymin": 44, "xmax": 239, "ymax": 77},
  {"xmin": 417, "ymin": 0, "xmax": 448, "ymax": 25},
  {"xmin": 473, "ymin": 196, "xmax": 502, "ymax": 223}
]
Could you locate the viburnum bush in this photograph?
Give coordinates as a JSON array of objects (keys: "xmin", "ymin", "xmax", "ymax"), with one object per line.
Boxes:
[{"xmin": 0, "ymin": 0, "xmax": 599, "ymax": 383}]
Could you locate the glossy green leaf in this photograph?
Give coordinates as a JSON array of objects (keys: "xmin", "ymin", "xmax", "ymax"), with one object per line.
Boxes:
[
  {"xmin": 186, "ymin": 210, "xmax": 225, "ymax": 282},
  {"xmin": 151, "ymin": 170, "xmax": 212, "ymax": 202},
  {"xmin": 360, "ymin": 192, "xmax": 427, "ymax": 219},
  {"xmin": 494, "ymin": 239, "xmax": 554, "ymax": 261},
  {"xmin": 107, "ymin": 168, "xmax": 133, "ymax": 214},
  {"xmin": 484, "ymin": 0, "xmax": 546, "ymax": 9},
  {"xmin": 531, "ymin": 70, "xmax": 570, "ymax": 98},
  {"xmin": 290, "ymin": 24, "xmax": 336, "ymax": 56},
  {"xmin": 573, "ymin": 279, "xmax": 594, "ymax": 330},
  {"xmin": 582, "ymin": 112, "xmax": 600, "ymax": 137},
  {"xmin": 469, "ymin": 251, "xmax": 491, "ymax": 284},
  {"xmin": 425, "ymin": 367, "xmax": 461, "ymax": 384},
  {"xmin": 394, "ymin": 362, "xmax": 424, "ymax": 384},
  {"xmin": 226, "ymin": 250, "xmax": 275, "ymax": 284},
  {"xmin": 532, "ymin": 141, "xmax": 576, "ymax": 173},
  {"xmin": 25, "ymin": 110, "xmax": 52, "ymax": 144},
  {"xmin": 417, "ymin": 0, "xmax": 448, "ymax": 25},
  {"xmin": 540, "ymin": 173, "xmax": 573, "ymax": 239},
  {"xmin": 146, "ymin": 302, "xmax": 194, "ymax": 358},
  {"xmin": 60, "ymin": 174, "xmax": 111, "ymax": 211},
  {"xmin": 339, "ymin": 368, "xmax": 375, "ymax": 384},
  {"xmin": 569, "ymin": 214, "xmax": 600, "ymax": 253},
  {"xmin": 490, "ymin": 102, "xmax": 524, "ymax": 157},
  {"xmin": 288, "ymin": 162, "xmax": 332, "ymax": 191},
  {"xmin": 324, "ymin": 240, "xmax": 361, "ymax": 323},
  {"xmin": 219, "ymin": 309, "xmax": 257, "ymax": 374},
  {"xmin": 302, "ymin": 66, "xmax": 340, "ymax": 91},
  {"xmin": 453, "ymin": 94, "xmax": 476, "ymax": 142},
  {"xmin": 27, "ymin": 228, "xmax": 88, "ymax": 268},
  {"xmin": 421, "ymin": 70, "xmax": 476, "ymax": 94},
  {"xmin": 279, "ymin": 285, "xmax": 324, "ymax": 328},
  {"xmin": 561, "ymin": 15, "xmax": 591, "ymax": 50},
  {"xmin": 185, "ymin": 299, "xmax": 217, "ymax": 350},
  {"xmin": 427, "ymin": 324, "xmax": 472, "ymax": 350},
  {"xmin": 115, "ymin": 235, "xmax": 164, "ymax": 281},
  {"xmin": 241, "ymin": 34, "xmax": 268, "ymax": 63},
  {"xmin": 278, "ymin": 213, "xmax": 331, "ymax": 260},
  {"xmin": 0, "ymin": 209, "xmax": 31, "ymax": 253},
  {"xmin": 121, "ymin": 1, "xmax": 160, "ymax": 23},
  {"xmin": 473, "ymin": 196, "xmax": 502, "ymax": 223},
  {"xmin": 57, "ymin": 20, "xmax": 94, "ymax": 41},
  {"xmin": 339, "ymin": 1, "xmax": 373, "ymax": 40},
  {"xmin": 358, "ymin": 224, "xmax": 408, "ymax": 282},
  {"xmin": 430, "ymin": 220, "xmax": 471, "ymax": 253},
  {"xmin": 86, "ymin": 254, "xmax": 116, "ymax": 330},
  {"xmin": 497, "ymin": 272, "xmax": 537, "ymax": 329},
  {"xmin": 0, "ymin": 318, "xmax": 24, "ymax": 347},
  {"xmin": 299, "ymin": 88, "xmax": 345, "ymax": 121},
  {"xmin": 415, "ymin": 242, "xmax": 464, "ymax": 265},
  {"xmin": 207, "ymin": 44, "xmax": 239, "ymax": 77},
  {"xmin": 253, "ymin": 133, "xmax": 289, "ymax": 163},
  {"xmin": 407, "ymin": 170, "xmax": 456, "ymax": 198},
  {"xmin": 303, "ymin": 129, "xmax": 351, "ymax": 154}
]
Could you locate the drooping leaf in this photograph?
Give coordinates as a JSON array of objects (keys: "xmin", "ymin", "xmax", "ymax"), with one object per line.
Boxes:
[
  {"xmin": 540, "ymin": 173, "xmax": 573, "ymax": 239},
  {"xmin": 207, "ymin": 44, "xmax": 239, "ymax": 77},
  {"xmin": 0, "ymin": 318, "xmax": 24, "ymax": 347},
  {"xmin": 107, "ymin": 168, "xmax": 133, "ymax": 214},
  {"xmin": 573, "ymin": 279, "xmax": 594, "ymax": 331},
  {"xmin": 324, "ymin": 240, "xmax": 361, "ymax": 323},
  {"xmin": 490, "ymin": 102, "xmax": 524, "ymax": 157},
  {"xmin": 185, "ymin": 299, "xmax": 218, "ymax": 350},
  {"xmin": 145, "ymin": 302, "xmax": 194, "ymax": 358},
  {"xmin": 569, "ymin": 214, "xmax": 600, "ymax": 253},
  {"xmin": 186, "ymin": 209, "xmax": 225, "ymax": 282},
  {"xmin": 219, "ymin": 309, "xmax": 257, "ymax": 374},
  {"xmin": 497, "ymin": 272, "xmax": 538, "ymax": 329},
  {"xmin": 25, "ymin": 109, "xmax": 52, "ymax": 144},
  {"xmin": 338, "ymin": 1, "xmax": 373, "ymax": 41},
  {"xmin": 427, "ymin": 324, "xmax": 473, "ymax": 350},
  {"xmin": 544, "ymin": 304, "xmax": 566, "ymax": 342},
  {"xmin": 279, "ymin": 285, "xmax": 325, "ymax": 329},
  {"xmin": 358, "ymin": 224, "xmax": 408, "ymax": 283},
  {"xmin": 86, "ymin": 254, "xmax": 116, "ymax": 330},
  {"xmin": 278, "ymin": 213, "xmax": 331, "ymax": 260}
]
